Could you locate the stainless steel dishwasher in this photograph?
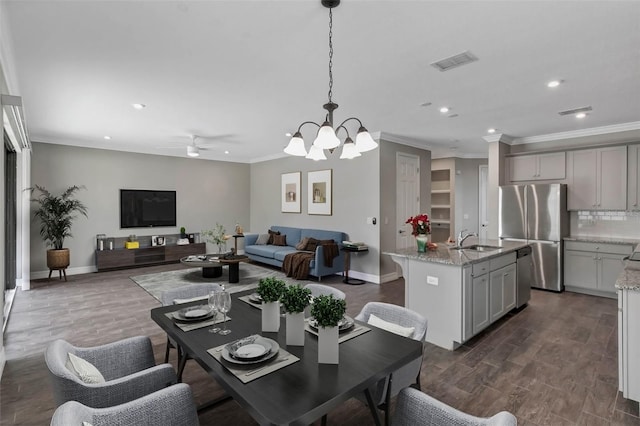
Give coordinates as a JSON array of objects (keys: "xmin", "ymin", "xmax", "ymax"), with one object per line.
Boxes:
[{"xmin": 516, "ymin": 246, "xmax": 532, "ymax": 308}]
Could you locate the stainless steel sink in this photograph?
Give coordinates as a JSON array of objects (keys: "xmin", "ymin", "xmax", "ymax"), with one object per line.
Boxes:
[{"xmin": 449, "ymin": 244, "xmax": 501, "ymax": 252}]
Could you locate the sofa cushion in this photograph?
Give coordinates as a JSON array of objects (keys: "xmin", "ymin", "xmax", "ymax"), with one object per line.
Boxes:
[
  {"xmin": 272, "ymin": 234, "xmax": 287, "ymax": 246},
  {"xmin": 273, "ymin": 247, "xmax": 298, "ymax": 261},
  {"xmin": 245, "ymin": 244, "xmax": 281, "ymax": 259},
  {"xmin": 255, "ymin": 234, "xmax": 270, "ymax": 245},
  {"xmin": 271, "ymin": 226, "xmax": 301, "ymax": 248},
  {"xmin": 267, "ymin": 230, "xmax": 280, "ymax": 245}
]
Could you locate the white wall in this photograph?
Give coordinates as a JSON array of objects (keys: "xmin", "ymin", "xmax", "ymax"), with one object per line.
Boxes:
[{"xmin": 30, "ymin": 143, "xmax": 251, "ymax": 275}]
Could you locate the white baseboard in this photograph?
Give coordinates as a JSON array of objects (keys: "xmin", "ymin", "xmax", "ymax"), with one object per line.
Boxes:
[
  {"xmin": 379, "ymin": 271, "xmax": 400, "ymax": 283},
  {"xmin": 345, "ymin": 270, "xmax": 381, "ymax": 285},
  {"xmin": 0, "ymin": 347, "xmax": 5, "ymax": 380},
  {"xmin": 31, "ymin": 265, "xmax": 97, "ymax": 280}
]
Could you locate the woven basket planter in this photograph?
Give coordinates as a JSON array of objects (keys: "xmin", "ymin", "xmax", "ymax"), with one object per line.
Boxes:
[{"xmin": 47, "ymin": 249, "xmax": 70, "ymax": 269}]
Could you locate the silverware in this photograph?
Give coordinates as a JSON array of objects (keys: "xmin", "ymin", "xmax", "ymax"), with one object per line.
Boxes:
[{"xmin": 244, "ymin": 356, "xmax": 289, "ymax": 377}]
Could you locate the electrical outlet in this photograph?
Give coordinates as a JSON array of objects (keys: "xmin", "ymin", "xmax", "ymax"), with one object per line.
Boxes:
[{"xmin": 427, "ymin": 276, "xmax": 439, "ymax": 286}]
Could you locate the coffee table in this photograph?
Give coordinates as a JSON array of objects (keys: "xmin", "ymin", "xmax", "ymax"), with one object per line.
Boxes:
[
  {"xmin": 217, "ymin": 255, "xmax": 249, "ymax": 283},
  {"xmin": 180, "ymin": 255, "xmax": 223, "ymax": 278}
]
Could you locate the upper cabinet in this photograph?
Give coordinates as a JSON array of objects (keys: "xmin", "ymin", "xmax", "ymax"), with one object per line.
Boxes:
[
  {"xmin": 567, "ymin": 146, "xmax": 627, "ymax": 210},
  {"xmin": 628, "ymin": 144, "xmax": 640, "ymax": 210},
  {"xmin": 508, "ymin": 152, "xmax": 566, "ymax": 182}
]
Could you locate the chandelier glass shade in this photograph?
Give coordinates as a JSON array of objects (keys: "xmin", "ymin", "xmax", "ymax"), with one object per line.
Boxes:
[{"xmin": 284, "ymin": 0, "xmax": 378, "ymax": 161}]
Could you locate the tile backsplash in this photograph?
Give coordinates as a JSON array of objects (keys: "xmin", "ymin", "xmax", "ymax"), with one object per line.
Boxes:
[{"xmin": 571, "ymin": 211, "xmax": 640, "ymax": 239}]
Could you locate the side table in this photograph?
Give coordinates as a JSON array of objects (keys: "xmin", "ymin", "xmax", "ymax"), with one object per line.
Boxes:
[{"xmin": 342, "ymin": 247, "xmax": 368, "ymax": 285}]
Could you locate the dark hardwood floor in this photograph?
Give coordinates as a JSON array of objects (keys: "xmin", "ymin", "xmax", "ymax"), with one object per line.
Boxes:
[{"xmin": 1, "ymin": 262, "xmax": 639, "ymax": 425}]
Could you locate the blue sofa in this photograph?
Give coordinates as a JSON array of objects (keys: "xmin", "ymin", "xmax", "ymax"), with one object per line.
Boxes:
[{"xmin": 244, "ymin": 226, "xmax": 346, "ymax": 280}]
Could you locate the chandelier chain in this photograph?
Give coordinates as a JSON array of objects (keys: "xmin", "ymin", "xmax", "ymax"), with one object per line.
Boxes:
[{"xmin": 327, "ymin": 7, "xmax": 333, "ymax": 103}]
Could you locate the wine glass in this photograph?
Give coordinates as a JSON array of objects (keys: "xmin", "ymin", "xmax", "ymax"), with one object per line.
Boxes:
[
  {"xmin": 216, "ymin": 290, "xmax": 232, "ymax": 335},
  {"xmin": 208, "ymin": 291, "xmax": 221, "ymax": 334}
]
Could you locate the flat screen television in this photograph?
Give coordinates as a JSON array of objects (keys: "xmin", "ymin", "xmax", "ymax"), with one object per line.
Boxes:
[{"xmin": 120, "ymin": 189, "xmax": 176, "ymax": 228}]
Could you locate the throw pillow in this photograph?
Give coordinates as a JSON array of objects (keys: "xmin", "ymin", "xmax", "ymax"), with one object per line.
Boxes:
[
  {"xmin": 66, "ymin": 353, "xmax": 106, "ymax": 384},
  {"xmin": 255, "ymin": 233, "xmax": 270, "ymax": 245},
  {"xmin": 267, "ymin": 229, "xmax": 280, "ymax": 245},
  {"xmin": 295, "ymin": 237, "xmax": 310, "ymax": 251},
  {"xmin": 272, "ymin": 234, "xmax": 287, "ymax": 246},
  {"xmin": 305, "ymin": 238, "xmax": 320, "ymax": 252},
  {"xmin": 367, "ymin": 314, "xmax": 415, "ymax": 338}
]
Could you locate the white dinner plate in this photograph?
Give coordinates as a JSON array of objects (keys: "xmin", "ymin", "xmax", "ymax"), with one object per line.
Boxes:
[
  {"xmin": 222, "ymin": 337, "xmax": 279, "ymax": 365},
  {"xmin": 174, "ymin": 305, "xmax": 214, "ymax": 322},
  {"xmin": 308, "ymin": 316, "xmax": 354, "ymax": 333}
]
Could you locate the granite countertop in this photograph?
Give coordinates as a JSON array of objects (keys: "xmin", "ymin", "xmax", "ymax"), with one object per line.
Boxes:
[
  {"xmin": 564, "ymin": 236, "xmax": 640, "ymax": 246},
  {"xmin": 616, "ymin": 261, "xmax": 640, "ymax": 291},
  {"xmin": 383, "ymin": 239, "xmax": 529, "ymax": 266}
]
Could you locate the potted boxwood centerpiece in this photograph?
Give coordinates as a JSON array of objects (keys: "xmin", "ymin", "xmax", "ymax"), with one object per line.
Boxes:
[
  {"xmin": 310, "ymin": 294, "xmax": 346, "ymax": 364},
  {"xmin": 257, "ymin": 277, "xmax": 287, "ymax": 332},
  {"xmin": 30, "ymin": 185, "xmax": 88, "ymax": 277},
  {"xmin": 280, "ymin": 285, "xmax": 312, "ymax": 346}
]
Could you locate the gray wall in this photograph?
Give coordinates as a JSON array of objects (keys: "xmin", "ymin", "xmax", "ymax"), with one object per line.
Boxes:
[
  {"xmin": 30, "ymin": 143, "xmax": 250, "ymax": 275},
  {"xmin": 250, "ymin": 148, "xmax": 380, "ymax": 279},
  {"xmin": 379, "ymin": 140, "xmax": 432, "ymax": 279}
]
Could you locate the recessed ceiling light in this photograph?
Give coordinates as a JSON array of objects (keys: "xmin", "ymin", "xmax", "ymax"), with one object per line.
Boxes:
[
  {"xmin": 132, "ymin": 103, "xmax": 146, "ymax": 110},
  {"xmin": 103, "ymin": 135, "xmax": 111, "ymax": 140},
  {"xmin": 439, "ymin": 107, "xmax": 450, "ymax": 113},
  {"xmin": 575, "ymin": 112, "xmax": 586, "ymax": 119},
  {"xmin": 547, "ymin": 80, "xmax": 562, "ymax": 88},
  {"xmin": 487, "ymin": 128, "xmax": 497, "ymax": 134},
  {"xmin": 285, "ymin": 132, "xmax": 292, "ymax": 137},
  {"xmin": 224, "ymin": 150, "xmax": 230, "ymax": 154}
]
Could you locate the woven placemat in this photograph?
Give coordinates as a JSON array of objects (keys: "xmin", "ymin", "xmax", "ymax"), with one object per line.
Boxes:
[{"xmin": 304, "ymin": 320, "xmax": 371, "ymax": 343}]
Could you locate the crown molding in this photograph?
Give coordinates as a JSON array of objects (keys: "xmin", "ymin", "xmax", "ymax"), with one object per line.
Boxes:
[
  {"xmin": 376, "ymin": 131, "xmax": 433, "ymax": 151},
  {"xmin": 483, "ymin": 133, "xmax": 514, "ymax": 144},
  {"xmin": 511, "ymin": 121, "xmax": 640, "ymax": 145}
]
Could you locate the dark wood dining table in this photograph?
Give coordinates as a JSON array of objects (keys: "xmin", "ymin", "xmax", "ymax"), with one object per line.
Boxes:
[{"xmin": 151, "ymin": 290, "xmax": 423, "ymax": 426}]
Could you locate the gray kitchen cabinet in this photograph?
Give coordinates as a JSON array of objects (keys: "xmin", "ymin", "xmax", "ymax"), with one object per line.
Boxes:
[
  {"xmin": 567, "ymin": 146, "xmax": 627, "ymax": 210},
  {"xmin": 619, "ymin": 288, "xmax": 640, "ymax": 404},
  {"xmin": 489, "ymin": 263, "xmax": 517, "ymax": 323},
  {"xmin": 628, "ymin": 144, "xmax": 640, "ymax": 210},
  {"xmin": 472, "ymin": 273, "xmax": 490, "ymax": 335},
  {"xmin": 564, "ymin": 240, "xmax": 633, "ymax": 298},
  {"xmin": 508, "ymin": 152, "xmax": 566, "ymax": 182}
]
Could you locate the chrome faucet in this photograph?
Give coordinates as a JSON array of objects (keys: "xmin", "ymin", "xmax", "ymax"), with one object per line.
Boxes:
[{"xmin": 457, "ymin": 229, "xmax": 478, "ymax": 248}]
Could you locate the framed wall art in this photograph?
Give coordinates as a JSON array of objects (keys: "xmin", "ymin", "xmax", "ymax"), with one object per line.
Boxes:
[
  {"xmin": 307, "ymin": 169, "xmax": 332, "ymax": 215},
  {"xmin": 281, "ymin": 171, "xmax": 301, "ymax": 213}
]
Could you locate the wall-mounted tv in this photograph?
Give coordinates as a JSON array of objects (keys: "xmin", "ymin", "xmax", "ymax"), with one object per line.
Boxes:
[{"xmin": 120, "ymin": 189, "xmax": 176, "ymax": 229}]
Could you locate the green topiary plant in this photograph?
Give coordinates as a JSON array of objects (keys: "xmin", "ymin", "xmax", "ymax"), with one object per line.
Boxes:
[
  {"xmin": 257, "ymin": 276, "xmax": 287, "ymax": 303},
  {"xmin": 310, "ymin": 294, "xmax": 346, "ymax": 328},
  {"xmin": 280, "ymin": 285, "xmax": 312, "ymax": 314}
]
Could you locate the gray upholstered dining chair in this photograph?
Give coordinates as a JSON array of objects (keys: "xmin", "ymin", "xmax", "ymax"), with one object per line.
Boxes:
[
  {"xmin": 161, "ymin": 282, "xmax": 223, "ymax": 380},
  {"xmin": 355, "ymin": 302, "xmax": 428, "ymax": 426},
  {"xmin": 303, "ymin": 283, "xmax": 346, "ymax": 300},
  {"xmin": 50, "ymin": 383, "xmax": 200, "ymax": 426},
  {"xmin": 392, "ymin": 387, "xmax": 517, "ymax": 426},
  {"xmin": 45, "ymin": 336, "xmax": 177, "ymax": 408}
]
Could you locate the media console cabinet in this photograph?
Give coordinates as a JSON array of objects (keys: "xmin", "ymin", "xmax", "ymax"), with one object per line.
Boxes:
[{"xmin": 95, "ymin": 243, "xmax": 206, "ymax": 271}]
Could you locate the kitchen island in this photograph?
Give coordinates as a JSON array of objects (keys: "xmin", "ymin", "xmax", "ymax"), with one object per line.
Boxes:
[
  {"xmin": 385, "ymin": 240, "xmax": 529, "ymax": 350},
  {"xmin": 616, "ymin": 252, "xmax": 640, "ymax": 404}
]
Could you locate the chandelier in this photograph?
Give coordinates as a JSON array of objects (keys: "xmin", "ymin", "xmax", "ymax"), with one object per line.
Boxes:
[{"xmin": 284, "ymin": 0, "xmax": 378, "ymax": 160}]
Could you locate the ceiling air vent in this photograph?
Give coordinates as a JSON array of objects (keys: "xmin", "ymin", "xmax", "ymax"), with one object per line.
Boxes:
[
  {"xmin": 558, "ymin": 106, "xmax": 592, "ymax": 116},
  {"xmin": 431, "ymin": 51, "xmax": 478, "ymax": 72}
]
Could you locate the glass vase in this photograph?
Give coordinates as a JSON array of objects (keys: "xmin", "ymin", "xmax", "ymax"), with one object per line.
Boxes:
[{"xmin": 416, "ymin": 234, "xmax": 429, "ymax": 253}]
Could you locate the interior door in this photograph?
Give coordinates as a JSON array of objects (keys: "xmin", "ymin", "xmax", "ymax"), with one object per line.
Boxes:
[
  {"xmin": 478, "ymin": 165, "xmax": 488, "ymax": 240},
  {"xmin": 396, "ymin": 153, "xmax": 420, "ymax": 250}
]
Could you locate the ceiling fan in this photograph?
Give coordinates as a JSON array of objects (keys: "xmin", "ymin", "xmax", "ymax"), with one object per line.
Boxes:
[{"xmin": 160, "ymin": 134, "xmax": 236, "ymax": 158}]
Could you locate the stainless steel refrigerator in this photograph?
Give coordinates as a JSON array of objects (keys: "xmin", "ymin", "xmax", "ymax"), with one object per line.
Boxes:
[{"xmin": 499, "ymin": 184, "xmax": 568, "ymax": 292}]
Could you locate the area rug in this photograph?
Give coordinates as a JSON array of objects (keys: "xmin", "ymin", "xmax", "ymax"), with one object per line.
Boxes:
[{"xmin": 130, "ymin": 262, "xmax": 314, "ymax": 302}]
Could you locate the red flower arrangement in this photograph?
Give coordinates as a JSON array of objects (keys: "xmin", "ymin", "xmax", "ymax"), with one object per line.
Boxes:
[{"xmin": 406, "ymin": 214, "xmax": 431, "ymax": 236}]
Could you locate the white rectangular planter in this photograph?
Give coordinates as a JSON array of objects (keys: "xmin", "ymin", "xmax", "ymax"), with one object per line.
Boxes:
[
  {"xmin": 317, "ymin": 325, "xmax": 339, "ymax": 364},
  {"xmin": 286, "ymin": 312, "xmax": 305, "ymax": 346},
  {"xmin": 261, "ymin": 301, "xmax": 280, "ymax": 332}
]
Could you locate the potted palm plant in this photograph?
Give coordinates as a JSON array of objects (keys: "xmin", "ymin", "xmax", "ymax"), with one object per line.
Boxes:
[
  {"xmin": 310, "ymin": 294, "xmax": 346, "ymax": 364},
  {"xmin": 280, "ymin": 285, "xmax": 312, "ymax": 346},
  {"xmin": 257, "ymin": 277, "xmax": 287, "ymax": 332},
  {"xmin": 30, "ymin": 185, "xmax": 88, "ymax": 275}
]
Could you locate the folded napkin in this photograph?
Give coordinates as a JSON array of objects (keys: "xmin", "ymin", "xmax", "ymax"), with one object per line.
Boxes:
[
  {"xmin": 304, "ymin": 320, "xmax": 371, "ymax": 344},
  {"xmin": 208, "ymin": 343, "xmax": 298, "ymax": 384},
  {"xmin": 238, "ymin": 295, "xmax": 264, "ymax": 310},
  {"xmin": 165, "ymin": 311, "xmax": 231, "ymax": 332}
]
